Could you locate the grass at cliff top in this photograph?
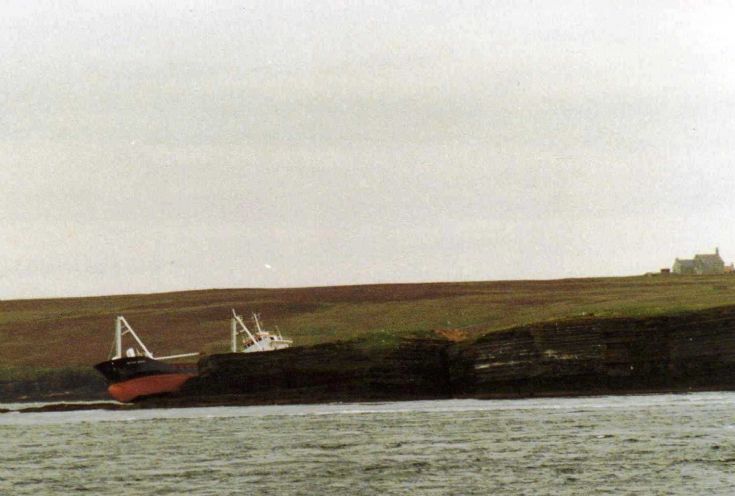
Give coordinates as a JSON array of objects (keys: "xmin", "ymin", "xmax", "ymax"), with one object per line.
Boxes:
[{"xmin": 2, "ymin": 275, "xmax": 735, "ymax": 369}]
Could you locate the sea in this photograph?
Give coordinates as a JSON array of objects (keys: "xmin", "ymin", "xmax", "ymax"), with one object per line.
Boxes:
[{"xmin": 1, "ymin": 393, "xmax": 734, "ymax": 495}]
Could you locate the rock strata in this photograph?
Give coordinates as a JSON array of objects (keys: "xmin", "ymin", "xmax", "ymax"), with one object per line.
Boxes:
[
  {"xmin": 450, "ymin": 306, "xmax": 735, "ymax": 398},
  {"xmin": 174, "ymin": 305, "xmax": 735, "ymax": 404},
  {"xmin": 177, "ymin": 338, "xmax": 452, "ymax": 404},
  {"xmin": 7, "ymin": 305, "xmax": 735, "ymax": 410}
]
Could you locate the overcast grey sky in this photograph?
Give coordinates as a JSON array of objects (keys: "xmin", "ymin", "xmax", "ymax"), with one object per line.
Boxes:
[{"xmin": 2, "ymin": 1, "xmax": 734, "ymax": 299}]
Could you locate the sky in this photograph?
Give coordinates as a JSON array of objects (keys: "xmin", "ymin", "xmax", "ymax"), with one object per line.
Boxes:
[{"xmin": 2, "ymin": 1, "xmax": 735, "ymax": 299}]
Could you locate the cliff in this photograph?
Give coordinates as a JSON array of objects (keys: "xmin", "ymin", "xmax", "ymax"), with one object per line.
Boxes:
[
  {"xmin": 175, "ymin": 339, "xmax": 451, "ymax": 404},
  {"xmin": 144, "ymin": 305, "xmax": 735, "ymax": 407},
  {"xmin": 6, "ymin": 304, "xmax": 735, "ymax": 407},
  {"xmin": 450, "ymin": 305, "xmax": 735, "ymax": 397}
]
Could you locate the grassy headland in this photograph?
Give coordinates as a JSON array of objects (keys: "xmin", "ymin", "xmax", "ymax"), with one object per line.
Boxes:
[{"xmin": 2, "ymin": 274, "xmax": 735, "ymax": 377}]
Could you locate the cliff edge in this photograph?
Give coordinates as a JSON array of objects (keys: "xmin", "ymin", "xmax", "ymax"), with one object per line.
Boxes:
[{"xmin": 142, "ymin": 304, "xmax": 735, "ymax": 407}]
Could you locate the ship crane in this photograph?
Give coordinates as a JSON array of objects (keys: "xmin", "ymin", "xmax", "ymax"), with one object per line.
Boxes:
[{"xmin": 110, "ymin": 316, "xmax": 200, "ymax": 361}]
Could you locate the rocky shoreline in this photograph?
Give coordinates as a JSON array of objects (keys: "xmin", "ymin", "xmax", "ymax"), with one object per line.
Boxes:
[
  {"xmin": 5, "ymin": 304, "xmax": 735, "ymax": 412},
  {"xmin": 449, "ymin": 305, "xmax": 735, "ymax": 398}
]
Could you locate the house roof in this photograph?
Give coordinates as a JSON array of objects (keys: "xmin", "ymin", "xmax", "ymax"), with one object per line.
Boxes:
[
  {"xmin": 694, "ymin": 253, "xmax": 724, "ymax": 268},
  {"xmin": 675, "ymin": 259, "xmax": 695, "ymax": 268}
]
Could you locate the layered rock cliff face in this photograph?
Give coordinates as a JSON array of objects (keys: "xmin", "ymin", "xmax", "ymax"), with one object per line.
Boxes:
[
  {"xmin": 449, "ymin": 306, "xmax": 735, "ymax": 397},
  {"xmin": 8, "ymin": 305, "xmax": 735, "ymax": 405},
  {"xmin": 167, "ymin": 305, "xmax": 735, "ymax": 405},
  {"xmin": 177, "ymin": 339, "xmax": 451, "ymax": 404}
]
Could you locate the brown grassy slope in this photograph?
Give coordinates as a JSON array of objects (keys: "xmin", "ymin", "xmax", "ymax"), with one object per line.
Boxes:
[{"xmin": 1, "ymin": 275, "xmax": 735, "ymax": 369}]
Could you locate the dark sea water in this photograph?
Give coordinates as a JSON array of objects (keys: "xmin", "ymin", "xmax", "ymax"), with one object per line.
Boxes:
[{"xmin": 2, "ymin": 393, "xmax": 735, "ymax": 495}]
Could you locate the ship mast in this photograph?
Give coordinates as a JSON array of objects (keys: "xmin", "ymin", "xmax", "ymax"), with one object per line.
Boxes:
[{"xmin": 231, "ymin": 309, "xmax": 265, "ymax": 351}]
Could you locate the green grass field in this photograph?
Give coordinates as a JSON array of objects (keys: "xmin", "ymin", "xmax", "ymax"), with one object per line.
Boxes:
[{"xmin": 2, "ymin": 275, "xmax": 735, "ymax": 376}]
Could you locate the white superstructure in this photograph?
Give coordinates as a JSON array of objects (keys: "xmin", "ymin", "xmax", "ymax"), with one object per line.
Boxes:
[{"xmin": 230, "ymin": 310, "xmax": 293, "ymax": 353}]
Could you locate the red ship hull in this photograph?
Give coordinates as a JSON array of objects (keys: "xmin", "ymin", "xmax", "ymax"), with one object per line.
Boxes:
[
  {"xmin": 94, "ymin": 356, "xmax": 198, "ymax": 402},
  {"xmin": 107, "ymin": 372, "xmax": 195, "ymax": 402}
]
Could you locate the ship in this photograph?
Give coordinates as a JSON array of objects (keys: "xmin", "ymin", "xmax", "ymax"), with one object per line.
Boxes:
[
  {"xmin": 229, "ymin": 309, "xmax": 293, "ymax": 353},
  {"xmin": 93, "ymin": 316, "xmax": 200, "ymax": 402},
  {"xmin": 94, "ymin": 311, "xmax": 292, "ymax": 402}
]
